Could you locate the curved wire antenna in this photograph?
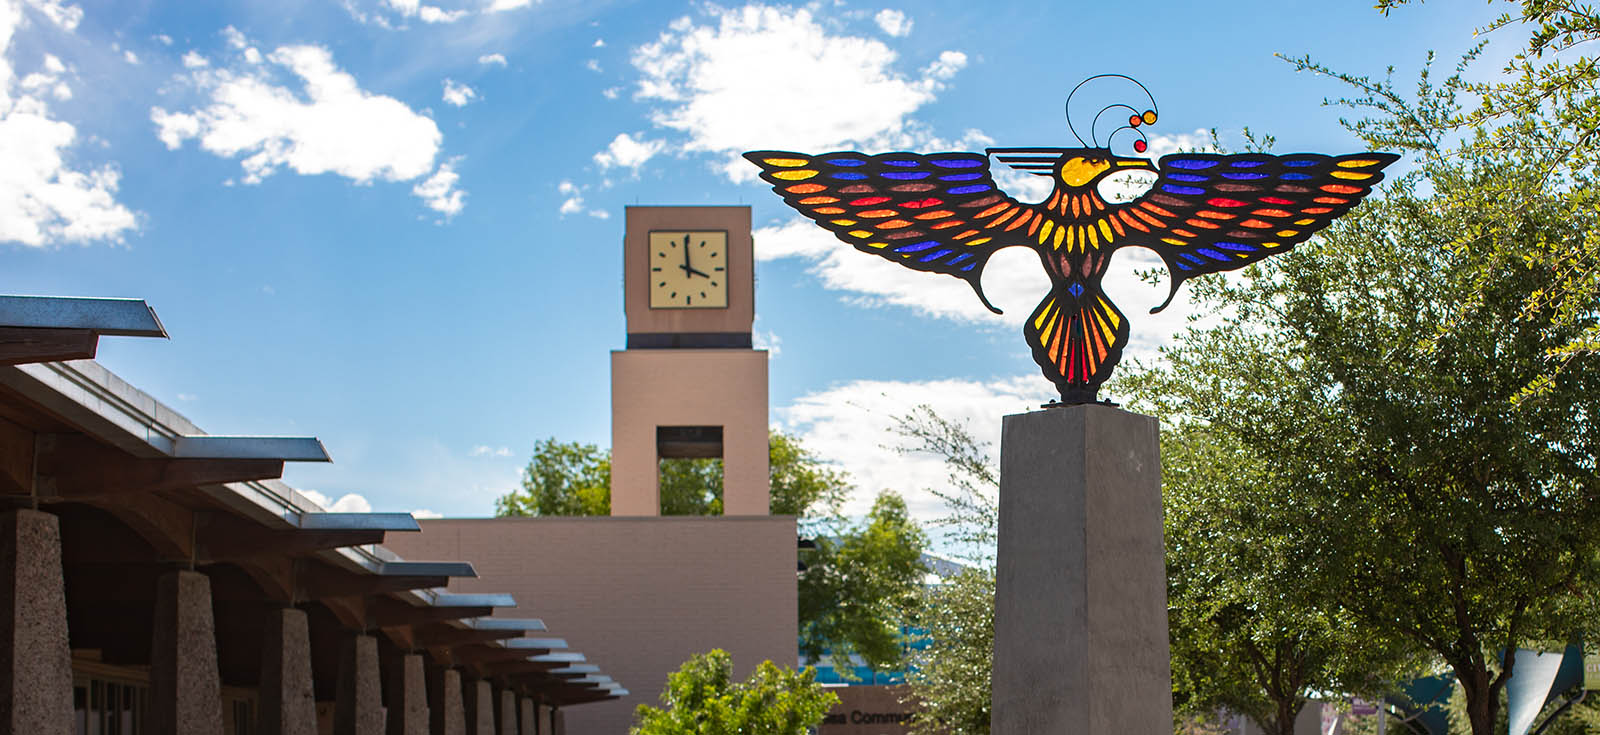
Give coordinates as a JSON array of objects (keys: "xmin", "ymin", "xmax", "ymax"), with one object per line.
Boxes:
[
  {"xmin": 1065, "ymin": 74, "xmax": 1159, "ymax": 148},
  {"xmin": 1107, "ymin": 125, "xmax": 1150, "ymax": 154},
  {"xmin": 1091, "ymin": 104, "xmax": 1139, "ymax": 148}
]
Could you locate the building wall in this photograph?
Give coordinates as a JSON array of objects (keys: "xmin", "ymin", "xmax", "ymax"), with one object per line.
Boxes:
[
  {"xmin": 818, "ymin": 685, "xmax": 914, "ymax": 735},
  {"xmin": 384, "ymin": 515, "xmax": 798, "ymax": 735}
]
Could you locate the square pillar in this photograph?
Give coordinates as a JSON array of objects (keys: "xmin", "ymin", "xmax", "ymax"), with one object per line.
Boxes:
[
  {"xmin": 427, "ymin": 666, "xmax": 464, "ymax": 735},
  {"xmin": 0, "ymin": 509, "xmax": 72, "ymax": 735},
  {"xmin": 498, "ymin": 687, "xmax": 516, "ymax": 735},
  {"xmin": 991, "ymin": 405, "xmax": 1171, "ymax": 735},
  {"xmin": 550, "ymin": 707, "xmax": 564, "ymax": 735},
  {"xmin": 383, "ymin": 649, "xmax": 428, "ymax": 735},
  {"xmin": 335, "ymin": 633, "xmax": 384, "ymax": 735},
  {"xmin": 148, "ymin": 569, "xmax": 224, "ymax": 735},
  {"xmin": 258, "ymin": 606, "xmax": 317, "ymax": 735},
  {"xmin": 518, "ymin": 698, "xmax": 534, "ymax": 735},
  {"xmin": 462, "ymin": 679, "xmax": 494, "ymax": 735}
]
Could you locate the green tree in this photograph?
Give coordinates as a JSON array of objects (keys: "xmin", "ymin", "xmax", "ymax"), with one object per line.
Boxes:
[
  {"xmin": 1286, "ymin": 0, "xmax": 1600, "ymax": 390},
  {"xmin": 798, "ymin": 491, "xmax": 928, "ymax": 673},
  {"xmin": 1119, "ymin": 128, "xmax": 1600, "ymax": 735},
  {"xmin": 494, "ymin": 430, "xmax": 849, "ymax": 518},
  {"xmin": 1159, "ymin": 423, "xmax": 1414, "ymax": 735},
  {"xmin": 632, "ymin": 649, "xmax": 838, "ymax": 735},
  {"xmin": 890, "ymin": 407, "xmax": 996, "ymax": 735},
  {"xmin": 494, "ymin": 438, "xmax": 611, "ymax": 517}
]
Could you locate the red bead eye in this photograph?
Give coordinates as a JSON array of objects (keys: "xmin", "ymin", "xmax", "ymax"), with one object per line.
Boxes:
[
  {"xmin": 1129, "ymin": 115, "xmax": 1142, "ymax": 127},
  {"xmin": 1133, "ymin": 140, "xmax": 1148, "ymax": 153}
]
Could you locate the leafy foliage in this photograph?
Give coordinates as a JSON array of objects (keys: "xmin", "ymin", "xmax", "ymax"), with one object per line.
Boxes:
[
  {"xmin": 1284, "ymin": 0, "xmax": 1600, "ymax": 393},
  {"xmin": 494, "ymin": 430, "xmax": 848, "ymax": 518},
  {"xmin": 494, "ymin": 437, "xmax": 611, "ymax": 517},
  {"xmin": 798, "ymin": 491, "xmax": 928, "ymax": 673},
  {"xmin": 890, "ymin": 407, "xmax": 996, "ymax": 735},
  {"xmin": 631, "ymin": 649, "xmax": 838, "ymax": 735},
  {"xmin": 1118, "ymin": 137, "xmax": 1600, "ymax": 735},
  {"xmin": 1157, "ymin": 423, "xmax": 1414, "ymax": 735}
]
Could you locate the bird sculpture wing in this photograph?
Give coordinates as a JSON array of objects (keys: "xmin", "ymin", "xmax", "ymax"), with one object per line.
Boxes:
[
  {"xmin": 1113, "ymin": 152, "xmax": 1400, "ymax": 311},
  {"xmin": 744, "ymin": 150, "xmax": 1030, "ymax": 313}
]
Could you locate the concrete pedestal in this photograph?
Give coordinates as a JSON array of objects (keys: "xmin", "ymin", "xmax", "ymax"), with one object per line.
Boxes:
[
  {"xmin": 0, "ymin": 510, "xmax": 72, "ymax": 735},
  {"xmin": 383, "ymin": 652, "xmax": 428, "ymax": 735},
  {"xmin": 335, "ymin": 634, "xmax": 384, "ymax": 735},
  {"xmin": 427, "ymin": 666, "xmax": 465, "ymax": 735},
  {"xmin": 498, "ymin": 688, "xmax": 517, "ymax": 735},
  {"xmin": 464, "ymin": 679, "xmax": 494, "ymax": 735},
  {"xmin": 991, "ymin": 405, "xmax": 1171, "ymax": 735},
  {"xmin": 519, "ymin": 698, "xmax": 534, "ymax": 735},
  {"xmin": 259, "ymin": 606, "xmax": 317, "ymax": 735},
  {"xmin": 148, "ymin": 570, "xmax": 225, "ymax": 735}
]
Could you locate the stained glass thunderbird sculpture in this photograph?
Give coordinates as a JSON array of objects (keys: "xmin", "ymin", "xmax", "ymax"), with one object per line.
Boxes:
[{"xmin": 745, "ymin": 75, "xmax": 1397, "ymax": 404}]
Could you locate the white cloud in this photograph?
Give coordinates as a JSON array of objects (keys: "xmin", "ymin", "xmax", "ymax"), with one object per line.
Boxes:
[
  {"xmin": 382, "ymin": 0, "xmax": 467, "ymax": 23},
  {"xmin": 601, "ymin": 86, "xmax": 620, "ymax": 99},
  {"xmin": 584, "ymin": 58, "xmax": 600, "ymax": 72},
  {"xmin": 477, "ymin": 52, "xmax": 506, "ymax": 66},
  {"xmin": 922, "ymin": 49, "xmax": 965, "ymax": 80},
  {"xmin": 777, "ymin": 377, "xmax": 1038, "ymax": 524},
  {"xmin": 181, "ymin": 50, "xmax": 207, "ymax": 68},
  {"xmin": 412, "ymin": 157, "xmax": 464, "ymax": 217},
  {"xmin": 486, "ymin": 0, "xmax": 533, "ymax": 11},
  {"xmin": 470, "ymin": 445, "xmax": 514, "ymax": 457},
  {"xmin": 152, "ymin": 30, "xmax": 462, "ymax": 215},
  {"xmin": 629, "ymin": 4, "xmax": 968, "ymax": 181},
  {"xmin": 441, "ymin": 77, "xmax": 476, "ymax": 106},
  {"xmin": 21, "ymin": 0, "xmax": 79, "ymax": 31},
  {"xmin": 176, "ymin": 392, "xmax": 198, "ymax": 401},
  {"xmin": 0, "ymin": 1, "xmax": 139, "ymax": 247},
  {"xmin": 155, "ymin": 33, "xmax": 172, "ymax": 46},
  {"xmin": 410, "ymin": 508, "xmax": 444, "ymax": 519},
  {"xmin": 555, "ymin": 178, "xmax": 608, "ymax": 219},
  {"xmin": 592, "ymin": 132, "xmax": 662, "ymax": 171},
  {"xmin": 298, "ymin": 488, "xmax": 374, "ymax": 513},
  {"xmin": 753, "ymin": 328, "xmax": 781, "ymax": 357},
  {"xmin": 593, "ymin": 38, "xmax": 605, "ymax": 48},
  {"xmin": 122, "ymin": 49, "xmax": 137, "ymax": 65},
  {"xmin": 873, "ymin": 8, "xmax": 910, "ymax": 37}
]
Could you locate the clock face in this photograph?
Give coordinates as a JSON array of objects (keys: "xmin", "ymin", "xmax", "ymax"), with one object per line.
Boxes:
[{"xmin": 648, "ymin": 231, "xmax": 729, "ymax": 309}]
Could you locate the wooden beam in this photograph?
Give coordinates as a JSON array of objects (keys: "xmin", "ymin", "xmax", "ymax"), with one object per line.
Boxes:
[
  {"xmin": 478, "ymin": 659, "xmax": 563, "ymax": 676},
  {"xmin": 0, "ymin": 417, "xmax": 32, "ymax": 496},
  {"xmin": 36, "ymin": 434, "xmax": 283, "ymax": 499},
  {"xmin": 195, "ymin": 512, "xmax": 385, "ymax": 561},
  {"xmin": 0, "ymin": 327, "xmax": 97, "ymax": 365},
  {"xmin": 412, "ymin": 627, "xmax": 524, "ymax": 647},
  {"xmin": 297, "ymin": 564, "xmax": 448, "ymax": 600},
  {"xmin": 451, "ymin": 647, "xmax": 550, "ymax": 665},
  {"xmin": 367, "ymin": 600, "xmax": 493, "ymax": 627}
]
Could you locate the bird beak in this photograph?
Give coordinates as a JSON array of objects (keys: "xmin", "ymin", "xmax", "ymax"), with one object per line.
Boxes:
[{"xmin": 1113, "ymin": 156, "xmax": 1155, "ymax": 171}]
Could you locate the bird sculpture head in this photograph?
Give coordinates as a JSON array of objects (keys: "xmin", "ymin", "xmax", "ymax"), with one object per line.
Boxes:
[{"xmin": 1055, "ymin": 150, "xmax": 1155, "ymax": 188}]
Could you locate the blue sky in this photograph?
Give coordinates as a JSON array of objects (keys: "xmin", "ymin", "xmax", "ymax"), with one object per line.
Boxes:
[{"xmin": 2, "ymin": 0, "xmax": 1503, "ymax": 524}]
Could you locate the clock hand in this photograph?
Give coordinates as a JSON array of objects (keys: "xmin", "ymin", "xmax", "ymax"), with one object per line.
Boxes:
[
  {"xmin": 686, "ymin": 266, "xmax": 711, "ymax": 278},
  {"xmin": 682, "ymin": 234, "xmax": 692, "ymax": 272}
]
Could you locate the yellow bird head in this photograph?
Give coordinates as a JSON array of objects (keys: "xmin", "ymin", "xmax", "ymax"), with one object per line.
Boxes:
[{"xmin": 1055, "ymin": 148, "xmax": 1154, "ymax": 188}]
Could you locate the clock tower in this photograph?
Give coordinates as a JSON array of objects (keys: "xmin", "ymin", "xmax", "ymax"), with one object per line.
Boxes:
[{"xmin": 611, "ymin": 206, "xmax": 771, "ymax": 516}]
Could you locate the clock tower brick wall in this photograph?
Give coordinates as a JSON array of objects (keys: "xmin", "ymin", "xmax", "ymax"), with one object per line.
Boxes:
[{"xmin": 612, "ymin": 206, "xmax": 771, "ymax": 516}]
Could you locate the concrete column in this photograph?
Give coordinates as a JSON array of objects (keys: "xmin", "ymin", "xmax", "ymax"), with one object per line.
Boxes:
[
  {"xmin": 991, "ymin": 405, "xmax": 1171, "ymax": 735},
  {"xmin": 0, "ymin": 509, "xmax": 72, "ymax": 735},
  {"xmin": 518, "ymin": 698, "xmax": 534, "ymax": 735},
  {"xmin": 334, "ymin": 633, "xmax": 384, "ymax": 735},
  {"xmin": 427, "ymin": 666, "xmax": 465, "ymax": 735},
  {"xmin": 258, "ymin": 606, "xmax": 317, "ymax": 735},
  {"xmin": 382, "ymin": 651, "xmax": 428, "ymax": 735},
  {"xmin": 550, "ymin": 708, "xmax": 564, "ymax": 735},
  {"xmin": 462, "ymin": 679, "xmax": 494, "ymax": 735},
  {"xmin": 498, "ymin": 687, "xmax": 517, "ymax": 735},
  {"xmin": 147, "ymin": 569, "xmax": 224, "ymax": 735}
]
